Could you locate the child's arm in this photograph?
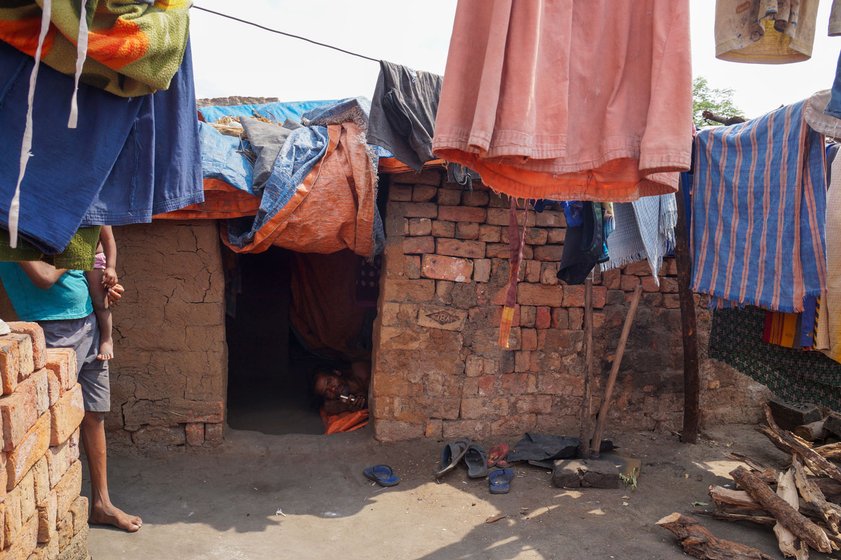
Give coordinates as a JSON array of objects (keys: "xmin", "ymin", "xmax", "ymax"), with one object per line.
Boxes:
[{"xmin": 99, "ymin": 226, "xmax": 118, "ymax": 287}]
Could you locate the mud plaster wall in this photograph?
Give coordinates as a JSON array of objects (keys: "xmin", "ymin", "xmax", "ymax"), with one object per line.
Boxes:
[
  {"xmin": 370, "ymin": 170, "xmax": 771, "ymax": 442},
  {"xmin": 106, "ymin": 221, "xmax": 227, "ymax": 447}
]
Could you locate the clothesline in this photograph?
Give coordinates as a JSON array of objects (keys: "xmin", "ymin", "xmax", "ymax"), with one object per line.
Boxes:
[{"xmin": 191, "ymin": 5, "xmax": 380, "ymax": 63}]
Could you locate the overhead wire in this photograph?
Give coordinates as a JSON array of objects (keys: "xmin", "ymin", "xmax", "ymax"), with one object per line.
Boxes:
[{"xmin": 191, "ymin": 5, "xmax": 380, "ymax": 63}]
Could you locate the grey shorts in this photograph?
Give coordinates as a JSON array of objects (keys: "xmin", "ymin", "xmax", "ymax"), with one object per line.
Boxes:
[{"xmin": 40, "ymin": 314, "xmax": 110, "ymax": 413}]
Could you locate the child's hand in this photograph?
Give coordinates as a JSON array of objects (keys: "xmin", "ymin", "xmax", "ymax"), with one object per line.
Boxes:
[
  {"xmin": 102, "ymin": 267, "xmax": 118, "ymax": 287},
  {"xmin": 107, "ymin": 283, "xmax": 124, "ymax": 306}
]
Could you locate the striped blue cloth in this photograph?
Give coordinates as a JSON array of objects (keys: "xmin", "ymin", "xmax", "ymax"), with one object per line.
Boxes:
[{"xmin": 691, "ymin": 100, "xmax": 827, "ymax": 313}]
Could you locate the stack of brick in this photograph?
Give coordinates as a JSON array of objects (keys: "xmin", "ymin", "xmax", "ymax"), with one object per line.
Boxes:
[
  {"xmin": 1, "ymin": 323, "xmax": 89, "ymax": 560},
  {"xmin": 372, "ymin": 169, "xmax": 766, "ymax": 442}
]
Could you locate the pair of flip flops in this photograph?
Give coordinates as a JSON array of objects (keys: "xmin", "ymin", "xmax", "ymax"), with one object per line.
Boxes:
[
  {"xmin": 488, "ymin": 468, "xmax": 515, "ymax": 494},
  {"xmin": 363, "ymin": 464, "xmax": 400, "ymax": 487},
  {"xmin": 435, "ymin": 439, "xmax": 489, "ymax": 480}
]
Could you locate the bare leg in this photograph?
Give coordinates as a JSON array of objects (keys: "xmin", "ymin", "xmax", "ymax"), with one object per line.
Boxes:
[
  {"xmin": 81, "ymin": 412, "xmax": 142, "ymax": 532},
  {"xmin": 85, "ymin": 270, "xmax": 113, "ymax": 361}
]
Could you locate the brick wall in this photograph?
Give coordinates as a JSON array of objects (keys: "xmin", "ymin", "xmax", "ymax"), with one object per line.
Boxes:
[
  {"xmin": 0, "ymin": 323, "xmax": 89, "ymax": 559},
  {"xmin": 371, "ymin": 170, "xmax": 770, "ymax": 442}
]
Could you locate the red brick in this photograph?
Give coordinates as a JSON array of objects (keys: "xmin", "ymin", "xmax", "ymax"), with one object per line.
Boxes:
[
  {"xmin": 536, "ymin": 307, "xmax": 551, "ymax": 329},
  {"xmin": 563, "ymin": 285, "xmax": 586, "ymax": 307},
  {"xmin": 412, "ymin": 185, "xmax": 437, "ymax": 202},
  {"xmin": 478, "ymin": 225, "xmax": 501, "ymax": 242},
  {"xmin": 473, "ymin": 259, "xmax": 491, "ymax": 283},
  {"xmin": 45, "ymin": 370, "xmax": 60, "ymax": 408},
  {"xmin": 642, "ymin": 276, "xmax": 661, "ymax": 293},
  {"xmin": 455, "ymin": 222, "xmax": 480, "ymax": 240},
  {"xmin": 7, "ymin": 323, "xmax": 46, "ymax": 372},
  {"xmin": 521, "ymin": 329, "xmax": 538, "ymax": 351},
  {"xmin": 517, "ymin": 283, "xmax": 563, "ymax": 307},
  {"xmin": 624, "ymin": 261, "xmax": 651, "ymax": 276},
  {"xmin": 7, "ymin": 412, "xmax": 50, "ymax": 491},
  {"xmin": 56, "ymin": 510, "xmax": 72, "ymax": 551},
  {"xmin": 49, "ymin": 383, "xmax": 84, "ymax": 447},
  {"xmin": 515, "ymin": 351, "xmax": 531, "ymax": 372},
  {"xmin": 534, "ymin": 245, "xmax": 563, "ymax": 262},
  {"xmin": 6, "ymin": 511, "xmax": 37, "ymax": 560},
  {"xmin": 547, "ymin": 228, "xmax": 566, "ymax": 244},
  {"xmin": 431, "ymin": 220, "xmax": 455, "ymax": 237},
  {"xmin": 436, "ymin": 238, "xmax": 486, "ymax": 259},
  {"xmin": 663, "ymin": 294, "xmax": 681, "ymax": 309},
  {"xmin": 402, "ymin": 236, "xmax": 434, "ymax": 254},
  {"xmin": 404, "ymin": 255, "xmax": 421, "ymax": 279},
  {"xmin": 465, "ymin": 356, "xmax": 484, "ymax": 377},
  {"xmin": 0, "ymin": 336, "xmax": 21, "ymax": 396},
  {"xmin": 69, "ymin": 495, "xmax": 88, "ymax": 534},
  {"xmin": 462, "ymin": 191, "xmax": 489, "ymax": 206},
  {"xmin": 620, "ymin": 274, "xmax": 640, "ymax": 291},
  {"xmin": 535, "ymin": 210, "xmax": 565, "ymax": 227},
  {"xmin": 519, "ymin": 306, "xmax": 536, "ymax": 327},
  {"xmin": 437, "ymin": 189, "xmax": 461, "ymax": 206},
  {"xmin": 389, "ymin": 184, "xmax": 412, "ymax": 201},
  {"xmin": 488, "ymin": 193, "xmax": 508, "ymax": 207},
  {"xmin": 36, "ymin": 489, "xmax": 56, "ymax": 544},
  {"xmin": 0, "ymin": 501, "xmax": 4, "ymax": 550},
  {"xmin": 602, "ymin": 268, "xmax": 621, "ymax": 289},
  {"xmin": 514, "ymin": 395, "xmax": 554, "ymax": 414},
  {"xmin": 4, "ymin": 482, "xmax": 21, "ymax": 547},
  {"xmin": 540, "ymin": 264, "xmax": 559, "ymax": 285},
  {"xmin": 486, "ymin": 208, "xmax": 536, "ymax": 226},
  {"xmin": 8, "ymin": 334, "xmax": 33, "ymax": 384},
  {"xmin": 437, "ymin": 206, "xmax": 486, "ymax": 223},
  {"xmin": 421, "ymin": 255, "xmax": 473, "ymax": 283},
  {"xmin": 551, "ymin": 308, "xmax": 569, "ymax": 329},
  {"xmin": 407, "ymin": 218, "xmax": 432, "ymax": 236},
  {"xmin": 592, "ymin": 286, "xmax": 608, "ymax": 309},
  {"xmin": 54, "ymin": 460, "xmax": 81, "ymax": 521},
  {"xmin": 659, "ymin": 277, "xmax": 679, "ymax": 293},
  {"xmin": 185, "ymin": 423, "xmax": 205, "ymax": 446},
  {"xmin": 205, "ymin": 422, "xmax": 224, "ymax": 445},
  {"xmin": 0, "ymin": 373, "xmax": 43, "ymax": 452},
  {"xmin": 524, "ymin": 260, "xmax": 541, "ymax": 282},
  {"xmin": 568, "ymin": 308, "xmax": 584, "ymax": 330},
  {"xmin": 525, "ymin": 228, "xmax": 548, "ymax": 245},
  {"xmin": 501, "ymin": 374, "xmax": 531, "ymax": 395},
  {"xmin": 18, "ymin": 469, "xmax": 36, "ymax": 526},
  {"xmin": 44, "ymin": 349, "xmax": 76, "ymax": 392},
  {"xmin": 403, "ymin": 202, "xmax": 437, "ymax": 218},
  {"xmin": 45, "ymin": 431, "xmax": 79, "ymax": 489}
]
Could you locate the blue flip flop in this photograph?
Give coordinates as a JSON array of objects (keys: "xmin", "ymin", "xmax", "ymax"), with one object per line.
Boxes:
[
  {"xmin": 488, "ymin": 468, "xmax": 515, "ymax": 494},
  {"xmin": 363, "ymin": 464, "xmax": 400, "ymax": 487},
  {"xmin": 465, "ymin": 443, "xmax": 489, "ymax": 479}
]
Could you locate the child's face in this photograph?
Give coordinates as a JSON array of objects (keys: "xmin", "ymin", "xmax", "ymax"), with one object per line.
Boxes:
[{"xmin": 315, "ymin": 371, "xmax": 345, "ymax": 399}]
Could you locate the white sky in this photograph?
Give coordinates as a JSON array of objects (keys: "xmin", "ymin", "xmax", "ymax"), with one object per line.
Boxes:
[{"xmin": 190, "ymin": 0, "xmax": 838, "ymax": 119}]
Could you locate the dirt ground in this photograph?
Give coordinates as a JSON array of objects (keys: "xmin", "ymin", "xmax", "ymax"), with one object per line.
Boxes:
[{"xmin": 85, "ymin": 424, "xmax": 830, "ymax": 560}]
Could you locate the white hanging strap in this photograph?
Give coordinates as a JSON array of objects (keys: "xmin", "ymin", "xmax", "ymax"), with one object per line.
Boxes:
[
  {"xmin": 9, "ymin": 0, "xmax": 52, "ymax": 248},
  {"xmin": 68, "ymin": 0, "xmax": 89, "ymax": 129}
]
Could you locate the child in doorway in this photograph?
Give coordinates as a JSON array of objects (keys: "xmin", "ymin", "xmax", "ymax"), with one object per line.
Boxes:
[{"xmin": 86, "ymin": 226, "xmax": 117, "ymax": 361}]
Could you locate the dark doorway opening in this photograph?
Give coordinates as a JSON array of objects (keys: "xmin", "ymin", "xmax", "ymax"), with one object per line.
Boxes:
[{"xmin": 224, "ymin": 248, "xmax": 378, "ymax": 436}]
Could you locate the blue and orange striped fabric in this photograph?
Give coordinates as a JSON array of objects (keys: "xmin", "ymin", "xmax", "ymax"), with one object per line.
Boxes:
[{"xmin": 691, "ymin": 100, "xmax": 827, "ymax": 313}]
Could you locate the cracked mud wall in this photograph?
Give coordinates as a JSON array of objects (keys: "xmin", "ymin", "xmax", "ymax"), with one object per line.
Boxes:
[{"xmin": 110, "ymin": 221, "xmax": 226, "ymax": 447}]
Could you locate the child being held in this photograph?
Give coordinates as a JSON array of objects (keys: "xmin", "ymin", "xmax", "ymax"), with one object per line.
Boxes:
[{"xmin": 86, "ymin": 226, "xmax": 117, "ymax": 361}]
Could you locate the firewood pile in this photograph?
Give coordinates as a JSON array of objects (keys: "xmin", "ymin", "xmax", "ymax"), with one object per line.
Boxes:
[{"xmin": 658, "ymin": 403, "xmax": 841, "ymax": 560}]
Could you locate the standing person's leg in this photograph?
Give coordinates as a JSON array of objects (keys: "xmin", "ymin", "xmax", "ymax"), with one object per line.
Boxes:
[
  {"xmin": 40, "ymin": 315, "xmax": 142, "ymax": 532},
  {"xmin": 86, "ymin": 254, "xmax": 114, "ymax": 361}
]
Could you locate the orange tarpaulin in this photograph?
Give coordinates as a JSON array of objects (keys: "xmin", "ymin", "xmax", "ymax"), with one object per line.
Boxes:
[{"xmin": 154, "ymin": 178, "xmax": 259, "ymax": 221}]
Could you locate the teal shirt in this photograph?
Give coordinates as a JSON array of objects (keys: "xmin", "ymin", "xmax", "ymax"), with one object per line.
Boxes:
[{"xmin": 0, "ymin": 263, "xmax": 93, "ymax": 321}]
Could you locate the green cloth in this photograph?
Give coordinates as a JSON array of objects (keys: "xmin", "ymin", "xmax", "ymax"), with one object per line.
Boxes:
[
  {"xmin": 710, "ymin": 306, "xmax": 841, "ymax": 412},
  {"xmin": 0, "ymin": 227, "xmax": 100, "ymax": 270}
]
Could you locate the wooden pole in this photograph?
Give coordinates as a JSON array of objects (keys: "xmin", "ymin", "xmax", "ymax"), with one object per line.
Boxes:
[
  {"xmin": 675, "ymin": 187, "xmax": 700, "ymax": 444},
  {"xmin": 590, "ymin": 284, "xmax": 642, "ymax": 458},
  {"xmin": 578, "ymin": 277, "xmax": 594, "ymax": 459}
]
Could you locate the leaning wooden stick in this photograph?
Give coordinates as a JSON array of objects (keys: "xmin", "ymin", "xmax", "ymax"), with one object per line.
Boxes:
[
  {"xmin": 730, "ymin": 466, "xmax": 835, "ymax": 554},
  {"xmin": 773, "ymin": 468, "xmax": 809, "ymax": 560},
  {"xmin": 792, "ymin": 456, "xmax": 841, "ymax": 535},
  {"xmin": 578, "ymin": 276, "xmax": 594, "ymax": 459},
  {"xmin": 590, "ymin": 284, "xmax": 642, "ymax": 457}
]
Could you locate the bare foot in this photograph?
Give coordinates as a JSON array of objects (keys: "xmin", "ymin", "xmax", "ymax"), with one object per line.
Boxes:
[
  {"xmin": 97, "ymin": 340, "xmax": 114, "ymax": 361},
  {"xmin": 91, "ymin": 504, "xmax": 142, "ymax": 532}
]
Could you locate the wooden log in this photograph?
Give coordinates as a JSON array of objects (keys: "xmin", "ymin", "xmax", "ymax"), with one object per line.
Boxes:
[
  {"xmin": 590, "ymin": 284, "xmax": 642, "ymax": 457},
  {"xmin": 792, "ymin": 456, "xmax": 841, "ymax": 535},
  {"xmin": 814, "ymin": 443, "xmax": 841, "ymax": 462},
  {"xmin": 758, "ymin": 405, "xmax": 841, "ymax": 484},
  {"xmin": 794, "ymin": 421, "xmax": 827, "ymax": 442},
  {"xmin": 709, "ymin": 485, "xmax": 765, "ymax": 513},
  {"xmin": 824, "ymin": 412, "xmax": 841, "ymax": 439},
  {"xmin": 730, "ymin": 466, "xmax": 835, "ymax": 553},
  {"xmin": 578, "ymin": 277, "xmax": 594, "ymax": 460},
  {"xmin": 675, "ymin": 189, "xmax": 700, "ymax": 445},
  {"xmin": 695, "ymin": 509, "xmax": 776, "ymax": 526},
  {"xmin": 813, "ymin": 478, "xmax": 841, "ymax": 500},
  {"xmin": 773, "ymin": 468, "xmax": 809, "ymax": 559},
  {"xmin": 656, "ymin": 513, "xmax": 774, "ymax": 560}
]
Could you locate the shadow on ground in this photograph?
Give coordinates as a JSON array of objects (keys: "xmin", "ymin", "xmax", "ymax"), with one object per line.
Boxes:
[{"xmin": 86, "ymin": 424, "xmax": 829, "ymax": 560}]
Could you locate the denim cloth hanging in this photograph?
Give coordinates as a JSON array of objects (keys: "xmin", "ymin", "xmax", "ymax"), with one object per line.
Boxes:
[{"xmin": 0, "ymin": 41, "xmax": 142, "ymax": 254}]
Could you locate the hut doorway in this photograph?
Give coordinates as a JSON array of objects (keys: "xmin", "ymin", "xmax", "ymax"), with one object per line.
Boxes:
[{"xmin": 224, "ymin": 247, "xmax": 378, "ymax": 435}]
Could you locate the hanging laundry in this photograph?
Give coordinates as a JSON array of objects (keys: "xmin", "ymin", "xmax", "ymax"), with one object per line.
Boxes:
[
  {"xmin": 0, "ymin": 227, "xmax": 99, "ymax": 270},
  {"xmin": 831, "ymin": 0, "xmax": 841, "ymax": 36},
  {"xmin": 691, "ymin": 100, "xmax": 826, "ymax": 313},
  {"xmin": 556, "ymin": 202, "xmax": 610, "ymax": 285},
  {"xmin": 0, "ymin": 0, "xmax": 190, "ymax": 97},
  {"xmin": 601, "ymin": 194, "xmax": 677, "ymax": 285},
  {"xmin": 197, "ymin": 99, "xmax": 337, "ymax": 124},
  {"xmin": 762, "ymin": 295, "xmax": 818, "ymax": 349},
  {"xmin": 82, "ymin": 41, "xmax": 204, "ymax": 226},
  {"xmin": 368, "ymin": 60, "xmax": 443, "ymax": 171},
  {"xmin": 240, "ymin": 117, "xmax": 301, "ymax": 194},
  {"xmin": 714, "ymin": 0, "xmax": 820, "ymax": 64},
  {"xmin": 822, "ymin": 143, "xmax": 841, "ymax": 363},
  {"xmin": 432, "ymin": 0, "xmax": 692, "ymax": 202},
  {"xmin": 827, "ymin": 54, "xmax": 841, "ymax": 121}
]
